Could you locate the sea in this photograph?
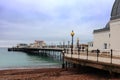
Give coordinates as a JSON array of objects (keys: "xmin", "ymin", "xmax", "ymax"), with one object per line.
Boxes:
[{"xmin": 0, "ymin": 48, "xmax": 62, "ymax": 70}]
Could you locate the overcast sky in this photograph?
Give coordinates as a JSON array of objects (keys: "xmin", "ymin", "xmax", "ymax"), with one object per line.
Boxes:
[{"xmin": 0, "ymin": 0, "xmax": 115, "ymax": 47}]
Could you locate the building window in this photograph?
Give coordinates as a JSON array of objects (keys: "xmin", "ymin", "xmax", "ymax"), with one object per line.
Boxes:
[
  {"xmin": 104, "ymin": 43, "xmax": 107, "ymax": 49},
  {"xmin": 91, "ymin": 43, "xmax": 93, "ymax": 47}
]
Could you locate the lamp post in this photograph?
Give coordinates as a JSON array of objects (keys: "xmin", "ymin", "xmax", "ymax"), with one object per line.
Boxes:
[
  {"xmin": 71, "ymin": 30, "xmax": 75, "ymax": 58},
  {"xmin": 77, "ymin": 38, "xmax": 80, "ymax": 59}
]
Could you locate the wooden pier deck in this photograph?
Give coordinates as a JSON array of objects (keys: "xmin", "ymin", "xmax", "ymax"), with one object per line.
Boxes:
[
  {"xmin": 8, "ymin": 47, "xmax": 63, "ymax": 52},
  {"xmin": 64, "ymin": 53, "xmax": 120, "ymax": 73}
]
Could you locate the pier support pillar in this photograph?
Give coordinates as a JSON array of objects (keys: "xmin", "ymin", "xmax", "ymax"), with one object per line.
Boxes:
[
  {"xmin": 65, "ymin": 61, "xmax": 68, "ymax": 70},
  {"xmin": 73, "ymin": 63, "xmax": 76, "ymax": 68},
  {"xmin": 62, "ymin": 63, "xmax": 65, "ymax": 69},
  {"xmin": 62, "ymin": 51, "xmax": 65, "ymax": 69}
]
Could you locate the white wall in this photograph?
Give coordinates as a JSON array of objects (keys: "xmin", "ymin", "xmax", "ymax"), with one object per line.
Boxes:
[
  {"xmin": 88, "ymin": 42, "xmax": 94, "ymax": 51},
  {"xmin": 110, "ymin": 19, "xmax": 120, "ymax": 51},
  {"xmin": 93, "ymin": 31, "xmax": 110, "ymax": 50}
]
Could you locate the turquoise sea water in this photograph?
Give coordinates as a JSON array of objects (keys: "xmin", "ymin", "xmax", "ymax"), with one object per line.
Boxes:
[{"xmin": 0, "ymin": 48, "xmax": 61, "ymax": 70}]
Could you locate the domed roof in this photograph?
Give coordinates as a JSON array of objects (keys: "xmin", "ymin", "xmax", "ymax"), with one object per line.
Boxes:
[
  {"xmin": 93, "ymin": 22, "xmax": 110, "ymax": 33},
  {"xmin": 111, "ymin": 0, "xmax": 120, "ymax": 20}
]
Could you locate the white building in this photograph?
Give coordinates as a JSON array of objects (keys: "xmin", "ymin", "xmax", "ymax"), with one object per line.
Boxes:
[
  {"xmin": 29, "ymin": 40, "xmax": 46, "ymax": 48},
  {"xmin": 92, "ymin": 0, "xmax": 120, "ymax": 55},
  {"xmin": 93, "ymin": 23, "xmax": 110, "ymax": 50},
  {"xmin": 88, "ymin": 42, "xmax": 94, "ymax": 51}
]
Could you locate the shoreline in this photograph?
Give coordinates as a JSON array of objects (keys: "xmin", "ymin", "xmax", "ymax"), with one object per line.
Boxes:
[
  {"xmin": 0, "ymin": 67, "xmax": 120, "ymax": 80},
  {"xmin": 0, "ymin": 65, "xmax": 61, "ymax": 70}
]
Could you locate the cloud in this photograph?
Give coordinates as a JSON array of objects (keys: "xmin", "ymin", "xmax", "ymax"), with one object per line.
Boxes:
[{"xmin": 0, "ymin": 0, "xmax": 115, "ymax": 47}]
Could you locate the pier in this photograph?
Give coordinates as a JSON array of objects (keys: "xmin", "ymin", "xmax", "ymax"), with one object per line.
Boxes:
[
  {"xmin": 64, "ymin": 50, "xmax": 120, "ymax": 74},
  {"xmin": 8, "ymin": 47, "xmax": 120, "ymax": 74},
  {"xmin": 8, "ymin": 47, "xmax": 64, "ymax": 62}
]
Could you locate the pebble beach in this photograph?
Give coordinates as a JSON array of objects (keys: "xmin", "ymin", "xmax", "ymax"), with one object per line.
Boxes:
[{"xmin": 0, "ymin": 67, "xmax": 120, "ymax": 80}]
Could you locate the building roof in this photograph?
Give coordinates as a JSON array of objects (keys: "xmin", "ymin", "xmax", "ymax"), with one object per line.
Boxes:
[
  {"xmin": 93, "ymin": 22, "xmax": 110, "ymax": 33},
  {"xmin": 94, "ymin": 0, "xmax": 119, "ymax": 33},
  {"xmin": 111, "ymin": 0, "xmax": 120, "ymax": 20}
]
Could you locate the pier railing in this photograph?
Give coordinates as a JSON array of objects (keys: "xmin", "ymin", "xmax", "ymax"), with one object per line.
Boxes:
[{"xmin": 64, "ymin": 48, "xmax": 120, "ymax": 65}]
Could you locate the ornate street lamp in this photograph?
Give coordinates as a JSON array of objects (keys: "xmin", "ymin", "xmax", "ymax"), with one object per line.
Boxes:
[{"xmin": 71, "ymin": 30, "xmax": 75, "ymax": 58}]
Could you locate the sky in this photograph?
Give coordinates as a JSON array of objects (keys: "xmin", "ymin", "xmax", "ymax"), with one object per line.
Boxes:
[{"xmin": 0, "ymin": 0, "xmax": 115, "ymax": 47}]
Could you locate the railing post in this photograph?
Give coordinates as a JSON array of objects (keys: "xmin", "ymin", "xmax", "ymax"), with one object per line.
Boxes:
[
  {"xmin": 111, "ymin": 49, "xmax": 113, "ymax": 64},
  {"xmin": 87, "ymin": 48, "xmax": 88, "ymax": 60},
  {"xmin": 65, "ymin": 61, "xmax": 68, "ymax": 70},
  {"xmin": 67, "ymin": 48, "xmax": 68, "ymax": 54},
  {"xmin": 97, "ymin": 49, "xmax": 99, "ymax": 62},
  {"xmin": 67, "ymin": 41, "xmax": 69, "ymax": 54},
  {"xmin": 78, "ymin": 47, "xmax": 80, "ymax": 59}
]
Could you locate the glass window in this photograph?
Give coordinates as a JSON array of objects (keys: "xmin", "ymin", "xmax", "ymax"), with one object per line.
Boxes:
[{"xmin": 104, "ymin": 43, "xmax": 107, "ymax": 49}]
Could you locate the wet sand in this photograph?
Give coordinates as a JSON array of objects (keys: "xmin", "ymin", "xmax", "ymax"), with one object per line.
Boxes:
[{"xmin": 0, "ymin": 67, "xmax": 120, "ymax": 80}]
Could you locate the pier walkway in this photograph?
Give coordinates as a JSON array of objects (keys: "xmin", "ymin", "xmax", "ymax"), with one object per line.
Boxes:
[
  {"xmin": 64, "ymin": 53, "xmax": 120, "ymax": 65},
  {"xmin": 64, "ymin": 50, "xmax": 120, "ymax": 73},
  {"xmin": 8, "ymin": 47, "xmax": 63, "ymax": 52}
]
